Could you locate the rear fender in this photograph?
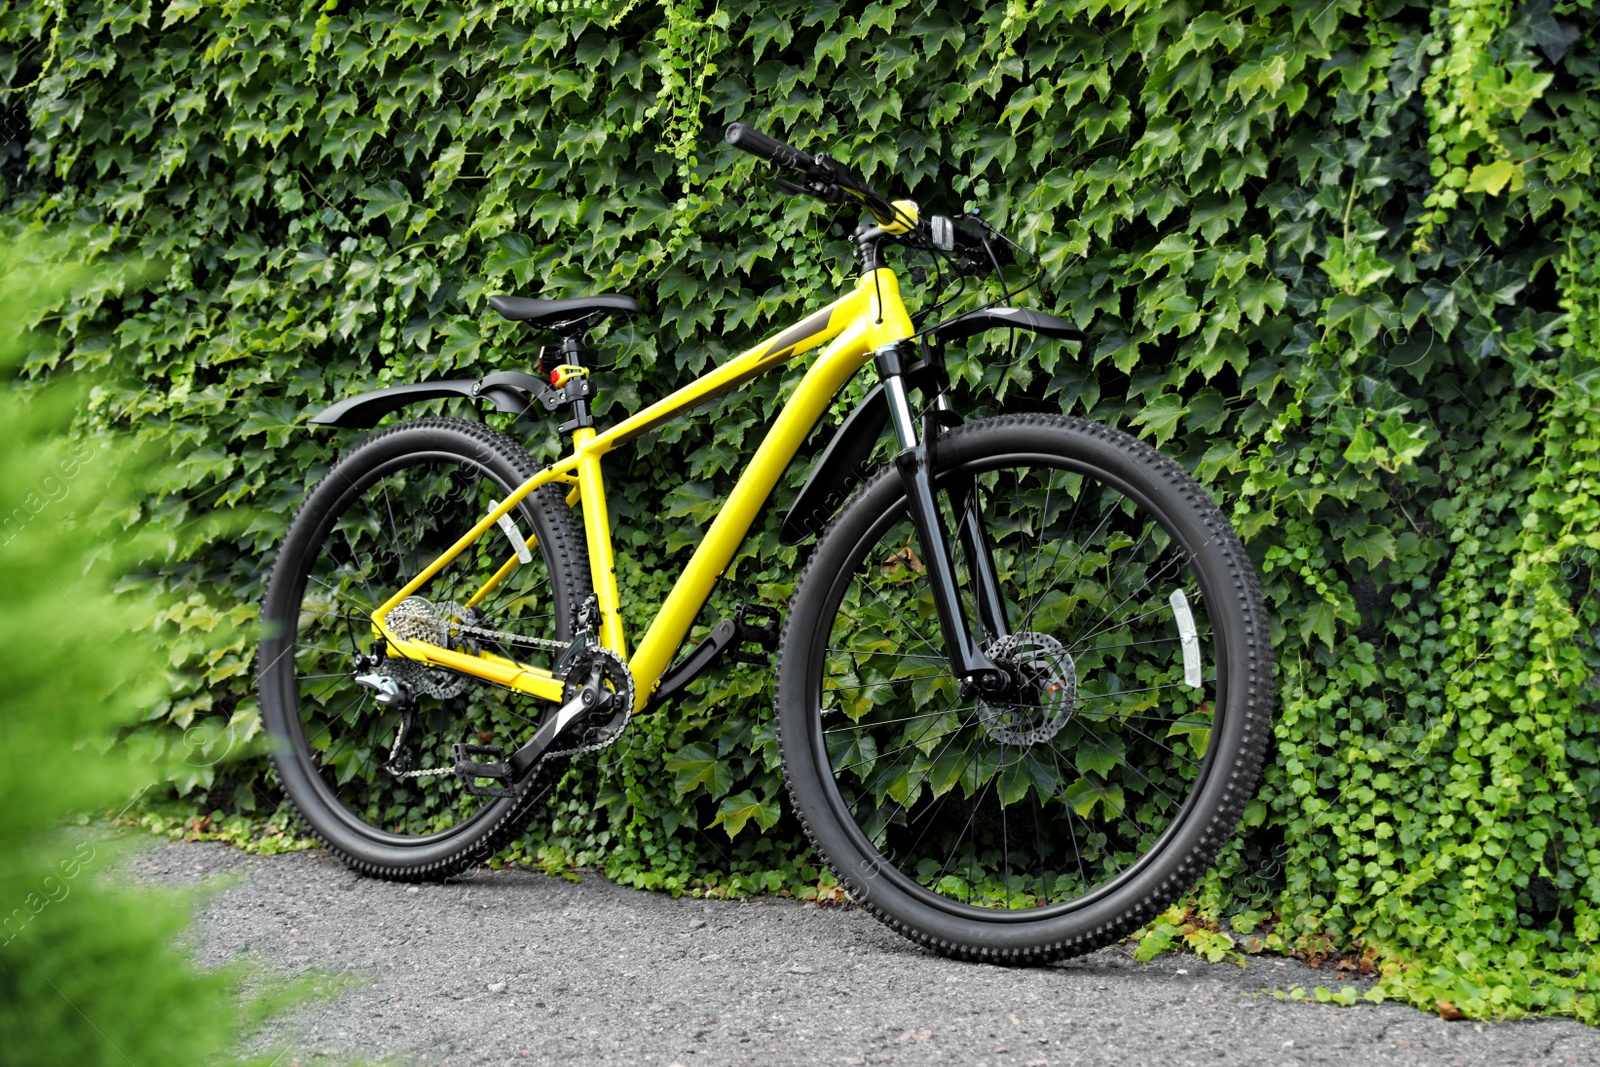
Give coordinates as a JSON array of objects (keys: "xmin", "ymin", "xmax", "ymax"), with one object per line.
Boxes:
[{"xmin": 308, "ymin": 370, "xmax": 552, "ymax": 429}]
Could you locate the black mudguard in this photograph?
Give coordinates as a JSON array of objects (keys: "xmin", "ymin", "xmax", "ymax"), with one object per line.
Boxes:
[
  {"xmin": 309, "ymin": 370, "xmax": 554, "ymax": 429},
  {"xmin": 929, "ymin": 305, "xmax": 1087, "ymax": 344},
  {"xmin": 780, "ymin": 384, "xmax": 889, "ymax": 546}
]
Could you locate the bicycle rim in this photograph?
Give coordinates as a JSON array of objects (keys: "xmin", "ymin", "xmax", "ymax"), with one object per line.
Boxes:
[
  {"xmin": 278, "ymin": 449, "xmax": 569, "ymax": 842},
  {"xmin": 811, "ymin": 451, "xmax": 1232, "ymax": 919}
]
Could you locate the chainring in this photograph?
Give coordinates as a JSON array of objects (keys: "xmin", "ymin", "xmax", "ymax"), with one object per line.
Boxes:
[{"xmin": 551, "ymin": 645, "xmax": 635, "ymax": 758}]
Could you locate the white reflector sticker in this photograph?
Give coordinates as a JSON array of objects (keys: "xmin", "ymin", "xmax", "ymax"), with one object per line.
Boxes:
[
  {"xmin": 494, "ymin": 503, "xmax": 533, "ymax": 565},
  {"xmin": 1169, "ymin": 589, "xmax": 1202, "ymax": 689}
]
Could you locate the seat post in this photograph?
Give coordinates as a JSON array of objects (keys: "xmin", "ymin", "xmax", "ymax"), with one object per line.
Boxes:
[{"xmin": 554, "ymin": 333, "xmax": 595, "ymax": 432}]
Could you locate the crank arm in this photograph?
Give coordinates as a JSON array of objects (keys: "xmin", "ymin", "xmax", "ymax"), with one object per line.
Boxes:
[{"xmin": 507, "ymin": 670, "xmax": 613, "ymax": 777}]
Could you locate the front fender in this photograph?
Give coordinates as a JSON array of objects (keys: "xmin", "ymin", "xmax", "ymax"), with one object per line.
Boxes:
[
  {"xmin": 308, "ymin": 370, "xmax": 551, "ymax": 429},
  {"xmin": 930, "ymin": 306, "xmax": 1086, "ymax": 344}
]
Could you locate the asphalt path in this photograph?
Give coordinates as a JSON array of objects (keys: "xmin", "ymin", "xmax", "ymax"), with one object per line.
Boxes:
[{"xmin": 128, "ymin": 841, "xmax": 1599, "ymax": 1067}]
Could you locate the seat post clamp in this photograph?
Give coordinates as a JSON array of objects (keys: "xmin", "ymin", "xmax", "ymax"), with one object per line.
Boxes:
[{"xmin": 550, "ymin": 364, "xmax": 590, "ymax": 389}]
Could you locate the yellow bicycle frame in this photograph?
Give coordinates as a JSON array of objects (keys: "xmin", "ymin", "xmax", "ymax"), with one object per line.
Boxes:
[{"xmin": 370, "ymin": 267, "xmax": 916, "ymax": 709}]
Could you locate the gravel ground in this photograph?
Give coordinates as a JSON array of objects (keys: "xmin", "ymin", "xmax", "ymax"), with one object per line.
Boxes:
[{"xmin": 127, "ymin": 840, "xmax": 1599, "ymax": 1067}]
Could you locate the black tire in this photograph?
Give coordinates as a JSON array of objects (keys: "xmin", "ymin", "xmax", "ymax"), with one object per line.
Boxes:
[
  {"xmin": 776, "ymin": 414, "xmax": 1272, "ymax": 962},
  {"xmin": 259, "ymin": 416, "xmax": 590, "ymax": 881}
]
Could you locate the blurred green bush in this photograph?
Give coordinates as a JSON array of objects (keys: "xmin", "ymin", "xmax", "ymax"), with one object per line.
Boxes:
[{"xmin": 0, "ymin": 239, "xmax": 297, "ymax": 1066}]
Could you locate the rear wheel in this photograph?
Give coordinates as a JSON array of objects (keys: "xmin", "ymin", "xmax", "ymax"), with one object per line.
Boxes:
[
  {"xmin": 777, "ymin": 414, "xmax": 1272, "ymax": 961},
  {"xmin": 258, "ymin": 417, "xmax": 590, "ymax": 881}
]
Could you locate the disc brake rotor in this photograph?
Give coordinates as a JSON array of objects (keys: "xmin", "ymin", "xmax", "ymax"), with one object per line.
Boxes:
[{"xmin": 976, "ymin": 631, "xmax": 1078, "ymax": 746}]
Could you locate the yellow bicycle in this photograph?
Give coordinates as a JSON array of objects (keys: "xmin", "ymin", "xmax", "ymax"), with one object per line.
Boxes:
[{"xmin": 260, "ymin": 124, "xmax": 1273, "ymax": 962}]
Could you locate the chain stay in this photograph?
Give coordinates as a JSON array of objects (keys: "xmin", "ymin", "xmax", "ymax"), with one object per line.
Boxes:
[{"xmin": 379, "ymin": 599, "xmax": 632, "ymax": 779}]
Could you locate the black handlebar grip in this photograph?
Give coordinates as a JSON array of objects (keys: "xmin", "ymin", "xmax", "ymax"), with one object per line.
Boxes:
[{"xmin": 725, "ymin": 123, "xmax": 814, "ymax": 172}]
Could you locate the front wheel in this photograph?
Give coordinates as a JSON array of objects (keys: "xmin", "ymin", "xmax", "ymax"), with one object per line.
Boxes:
[{"xmin": 776, "ymin": 414, "xmax": 1273, "ymax": 962}]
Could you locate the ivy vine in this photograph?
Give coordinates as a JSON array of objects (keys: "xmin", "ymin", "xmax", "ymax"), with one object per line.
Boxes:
[{"xmin": 1, "ymin": 0, "xmax": 1596, "ymax": 1022}]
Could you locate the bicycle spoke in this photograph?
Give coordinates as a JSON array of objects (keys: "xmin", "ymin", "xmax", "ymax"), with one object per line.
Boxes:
[
  {"xmin": 1021, "ymin": 493, "xmax": 1119, "ymax": 633},
  {"xmin": 936, "ymin": 769, "xmax": 993, "ymax": 902},
  {"xmin": 823, "ymin": 705, "xmax": 958, "ymax": 734},
  {"xmin": 834, "ymin": 716, "xmax": 974, "ymax": 777},
  {"xmin": 826, "ymin": 646, "xmax": 944, "ymax": 661},
  {"xmin": 1066, "ymin": 598, "xmax": 1191, "ymax": 656},
  {"xmin": 277, "ymin": 447, "xmax": 573, "ymax": 844},
  {"xmin": 1104, "ymin": 715, "xmax": 1204, "ymax": 771},
  {"xmin": 813, "ymin": 445, "xmax": 1239, "ymax": 918},
  {"xmin": 857, "ymin": 574, "xmax": 947, "ymax": 664},
  {"xmin": 380, "ymin": 480, "xmax": 412, "ymax": 580},
  {"xmin": 822, "ymin": 674, "xmax": 945, "ymax": 695},
  {"xmin": 857, "ymin": 693, "xmax": 969, "ymax": 812},
  {"xmin": 1068, "ymin": 554, "xmax": 1187, "ymax": 650},
  {"xmin": 894, "ymin": 721, "xmax": 986, "ymax": 857},
  {"xmin": 1076, "ymin": 631, "xmax": 1213, "ymax": 655}
]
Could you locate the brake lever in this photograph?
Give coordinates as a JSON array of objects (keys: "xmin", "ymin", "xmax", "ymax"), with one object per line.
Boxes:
[
  {"xmin": 773, "ymin": 174, "xmax": 845, "ymax": 204},
  {"xmin": 808, "ymin": 153, "xmax": 898, "ymax": 218}
]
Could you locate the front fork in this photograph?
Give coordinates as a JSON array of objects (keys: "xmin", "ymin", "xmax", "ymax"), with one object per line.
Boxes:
[{"xmin": 875, "ymin": 341, "xmax": 1011, "ymax": 697}]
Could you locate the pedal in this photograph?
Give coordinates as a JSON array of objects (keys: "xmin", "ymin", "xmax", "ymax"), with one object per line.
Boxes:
[
  {"xmin": 452, "ymin": 743, "xmax": 517, "ymax": 799},
  {"xmin": 730, "ymin": 602, "xmax": 780, "ymax": 665}
]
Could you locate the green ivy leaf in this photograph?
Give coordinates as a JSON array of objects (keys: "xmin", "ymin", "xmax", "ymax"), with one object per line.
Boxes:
[
  {"xmin": 665, "ymin": 742, "xmax": 734, "ymax": 799},
  {"xmin": 709, "ymin": 789, "xmax": 780, "ymax": 838},
  {"xmin": 1131, "ymin": 393, "xmax": 1188, "ymax": 446},
  {"xmin": 1464, "ymin": 158, "xmax": 1521, "ymax": 196},
  {"xmin": 1074, "ymin": 732, "xmax": 1126, "ymax": 777}
]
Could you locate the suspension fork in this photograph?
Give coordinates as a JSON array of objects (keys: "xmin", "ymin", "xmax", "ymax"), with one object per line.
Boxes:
[
  {"xmin": 875, "ymin": 341, "xmax": 1009, "ymax": 695},
  {"xmin": 949, "ymin": 463, "xmax": 1012, "ymax": 642},
  {"xmin": 919, "ymin": 339, "xmax": 1012, "ymax": 642}
]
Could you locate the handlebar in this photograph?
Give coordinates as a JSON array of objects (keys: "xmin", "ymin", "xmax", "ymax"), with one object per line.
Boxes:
[
  {"xmin": 725, "ymin": 122, "xmax": 903, "ymax": 226},
  {"xmin": 724, "ymin": 123, "xmax": 816, "ymax": 172},
  {"xmin": 723, "ymin": 122, "xmax": 1014, "ymax": 277}
]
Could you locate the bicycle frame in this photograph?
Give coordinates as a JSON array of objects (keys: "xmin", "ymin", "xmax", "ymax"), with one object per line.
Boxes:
[{"xmin": 370, "ymin": 267, "xmax": 916, "ymax": 709}]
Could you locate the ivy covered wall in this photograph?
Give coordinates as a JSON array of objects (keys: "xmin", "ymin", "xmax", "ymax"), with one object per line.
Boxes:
[{"xmin": 2, "ymin": 0, "xmax": 1597, "ymax": 1020}]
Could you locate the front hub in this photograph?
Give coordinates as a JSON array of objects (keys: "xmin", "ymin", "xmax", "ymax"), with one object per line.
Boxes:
[{"xmin": 975, "ymin": 632, "xmax": 1078, "ymax": 746}]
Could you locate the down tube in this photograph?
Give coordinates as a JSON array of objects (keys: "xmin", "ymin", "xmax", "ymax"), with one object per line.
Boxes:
[{"xmin": 628, "ymin": 332, "xmax": 876, "ymax": 704}]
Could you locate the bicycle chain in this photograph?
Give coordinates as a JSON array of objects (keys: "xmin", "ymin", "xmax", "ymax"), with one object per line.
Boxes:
[
  {"xmin": 379, "ymin": 598, "xmax": 633, "ymax": 777},
  {"xmin": 457, "ymin": 619, "xmax": 570, "ymax": 651},
  {"xmin": 545, "ymin": 645, "xmax": 635, "ymax": 761},
  {"xmin": 390, "ymin": 765, "xmax": 454, "ymax": 779},
  {"xmin": 442, "ymin": 607, "xmax": 638, "ymax": 759}
]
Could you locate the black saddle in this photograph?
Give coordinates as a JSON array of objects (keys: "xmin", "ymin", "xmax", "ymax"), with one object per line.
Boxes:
[{"xmin": 488, "ymin": 293, "xmax": 639, "ymax": 333}]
